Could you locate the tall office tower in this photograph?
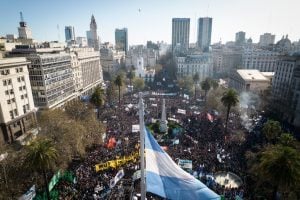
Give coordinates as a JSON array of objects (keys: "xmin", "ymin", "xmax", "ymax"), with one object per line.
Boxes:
[
  {"xmin": 65, "ymin": 26, "xmax": 75, "ymax": 42},
  {"xmin": 235, "ymin": 31, "xmax": 246, "ymax": 45},
  {"xmin": 87, "ymin": 15, "xmax": 99, "ymax": 51},
  {"xmin": 259, "ymin": 33, "xmax": 275, "ymax": 47},
  {"xmin": 18, "ymin": 12, "xmax": 32, "ymax": 39},
  {"xmin": 172, "ymin": 18, "xmax": 190, "ymax": 51},
  {"xmin": 197, "ymin": 17, "xmax": 212, "ymax": 52},
  {"xmin": 115, "ymin": 28, "xmax": 128, "ymax": 54}
]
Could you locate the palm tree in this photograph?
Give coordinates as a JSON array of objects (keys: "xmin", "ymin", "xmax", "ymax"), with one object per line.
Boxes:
[
  {"xmin": 24, "ymin": 139, "xmax": 57, "ymax": 200},
  {"xmin": 254, "ymin": 144, "xmax": 300, "ymax": 198},
  {"xmin": 201, "ymin": 78, "xmax": 211, "ymax": 101},
  {"xmin": 90, "ymin": 86, "xmax": 105, "ymax": 118},
  {"xmin": 114, "ymin": 75, "xmax": 123, "ymax": 104},
  {"xmin": 192, "ymin": 73, "xmax": 200, "ymax": 99},
  {"xmin": 221, "ymin": 88, "xmax": 239, "ymax": 133},
  {"xmin": 262, "ymin": 120, "xmax": 282, "ymax": 144}
]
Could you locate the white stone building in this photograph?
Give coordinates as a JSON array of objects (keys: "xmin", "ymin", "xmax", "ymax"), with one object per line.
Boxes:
[
  {"xmin": 125, "ymin": 45, "xmax": 158, "ymax": 68},
  {"xmin": 259, "ymin": 33, "xmax": 275, "ymax": 47},
  {"xmin": 27, "ymin": 53, "xmax": 76, "ymax": 109},
  {"xmin": 0, "ymin": 57, "xmax": 36, "ymax": 144},
  {"xmin": 100, "ymin": 44, "xmax": 125, "ymax": 73},
  {"xmin": 242, "ymin": 46, "xmax": 279, "ymax": 72},
  {"xmin": 176, "ymin": 53, "xmax": 213, "ymax": 82},
  {"xmin": 229, "ymin": 69, "xmax": 273, "ymax": 93}
]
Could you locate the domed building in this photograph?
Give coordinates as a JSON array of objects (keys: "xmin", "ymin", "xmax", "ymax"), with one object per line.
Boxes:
[{"xmin": 275, "ymin": 35, "xmax": 292, "ymax": 53}]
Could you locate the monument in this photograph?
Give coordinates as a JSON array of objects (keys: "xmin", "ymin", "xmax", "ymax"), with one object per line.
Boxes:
[{"xmin": 159, "ymin": 99, "xmax": 168, "ymax": 132}]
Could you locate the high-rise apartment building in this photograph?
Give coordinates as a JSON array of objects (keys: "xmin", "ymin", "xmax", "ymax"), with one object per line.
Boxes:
[
  {"xmin": 86, "ymin": 15, "xmax": 99, "ymax": 51},
  {"xmin": 65, "ymin": 26, "xmax": 75, "ymax": 42},
  {"xmin": 197, "ymin": 17, "xmax": 212, "ymax": 51},
  {"xmin": 0, "ymin": 57, "xmax": 36, "ymax": 144},
  {"xmin": 235, "ymin": 31, "xmax": 246, "ymax": 45},
  {"xmin": 172, "ymin": 18, "xmax": 190, "ymax": 51},
  {"xmin": 18, "ymin": 12, "xmax": 32, "ymax": 39},
  {"xmin": 27, "ymin": 53, "xmax": 76, "ymax": 109},
  {"xmin": 259, "ymin": 33, "xmax": 275, "ymax": 47},
  {"xmin": 115, "ymin": 28, "xmax": 128, "ymax": 54}
]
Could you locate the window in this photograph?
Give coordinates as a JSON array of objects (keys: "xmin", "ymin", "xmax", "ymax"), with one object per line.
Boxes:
[
  {"xmin": 24, "ymin": 94, "xmax": 27, "ymax": 98},
  {"xmin": 16, "ymin": 68, "xmax": 19, "ymax": 73},
  {"xmin": 7, "ymin": 100, "xmax": 11, "ymax": 104},
  {"xmin": 14, "ymin": 109, "xmax": 18, "ymax": 116},
  {"xmin": 5, "ymin": 69, "xmax": 10, "ymax": 75},
  {"xmin": 17, "ymin": 77, "xmax": 21, "ymax": 82},
  {"xmin": 23, "ymin": 86, "xmax": 26, "ymax": 90},
  {"xmin": 23, "ymin": 105, "xmax": 26, "ymax": 114},
  {"xmin": 10, "ymin": 89, "xmax": 14, "ymax": 94},
  {"xmin": 11, "ymin": 98, "xmax": 15, "ymax": 103},
  {"xmin": 26, "ymin": 104, "xmax": 29, "ymax": 110},
  {"xmin": 5, "ymin": 90, "xmax": 9, "ymax": 95},
  {"xmin": 19, "ymin": 68, "xmax": 23, "ymax": 72},
  {"xmin": 21, "ymin": 95, "xmax": 24, "ymax": 99},
  {"xmin": 19, "ymin": 86, "xmax": 22, "ymax": 91},
  {"xmin": 21, "ymin": 76, "xmax": 25, "ymax": 81},
  {"xmin": 3, "ymin": 80, "xmax": 7, "ymax": 86},
  {"xmin": 8, "ymin": 79, "xmax": 11, "ymax": 85},
  {"xmin": 9, "ymin": 110, "xmax": 14, "ymax": 119}
]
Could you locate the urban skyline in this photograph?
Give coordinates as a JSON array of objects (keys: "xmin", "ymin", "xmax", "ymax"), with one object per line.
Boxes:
[{"xmin": 1, "ymin": 0, "xmax": 300, "ymax": 45}]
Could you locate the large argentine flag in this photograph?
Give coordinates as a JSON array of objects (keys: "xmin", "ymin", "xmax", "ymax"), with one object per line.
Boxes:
[{"xmin": 145, "ymin": 129, "xmax": 220, "ymax": 200}]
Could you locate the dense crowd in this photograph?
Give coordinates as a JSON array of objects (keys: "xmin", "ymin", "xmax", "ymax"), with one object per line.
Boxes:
[{"xmin": 55, "ymin": 92, "xmax": 250, "ymax": 199}]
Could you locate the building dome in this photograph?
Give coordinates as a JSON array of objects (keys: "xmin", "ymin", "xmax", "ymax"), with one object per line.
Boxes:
[{"xmin": 275, "ymin": 35, "xmax": 292, "ymax": 52}]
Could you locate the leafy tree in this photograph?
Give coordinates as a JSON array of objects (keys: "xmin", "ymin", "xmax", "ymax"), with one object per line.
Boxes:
[
  {"xmin": 133, "ymin": 77, "xmax": 145, "ymax": 91},
  {"xmin": 253, "ymin": 145, "xmax": 300, "ymax": 198},
  {"xmin": 178, "ymin": 76, "xmax": 194, "ymax": 96},
  {"xmin": 127, "ymin": 70, "xmax": 135, "ymax": 87},
  {"xmin": 90, "ymin": 86, "xmax": 105, "ymax": 118},
  {"xmin": 193, "ymin": 73, "xmax": 200, "ymax": 99},
  {"xmin": 279, "ymin": 133, "xmax": 296, "ymax": 147},
  {"xmin": 221, "ymin": 88, "xmax": 239, "ymax": 133},
  {"xmin": 201, "ymin": 78, "xmax": 211, "ymax": 101},
  {"xmin": 114, "ymin": 75, "xmax": 123, "ymax": 104},
  {"xmin": 262, "ymin": 120, "xmax": 282, "ymax": 144},
  {"xmin": 24, "ymin": 139, "xmax": 57, "ymax": 200},
  {"xmin": 65, "ymin": 100, "xmax": 91, "ymax": 121}
]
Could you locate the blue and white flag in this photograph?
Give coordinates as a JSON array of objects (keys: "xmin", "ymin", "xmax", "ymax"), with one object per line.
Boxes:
[
  {"xmin": 110, "ymin": 169, "xmax": 124, "ymax": 188},
  {"xmin": 145, "ymin": 129, "xmax": 220, "ymax": 199}
]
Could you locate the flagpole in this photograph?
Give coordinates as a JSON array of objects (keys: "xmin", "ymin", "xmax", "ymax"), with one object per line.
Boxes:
[{"xmin": 138, "ymin": 92, "xmax": 146, "ymax": 200}]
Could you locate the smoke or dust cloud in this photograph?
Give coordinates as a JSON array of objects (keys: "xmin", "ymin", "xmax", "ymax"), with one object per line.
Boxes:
[{"xmin": 239, "ymin": 92, "xmax": 261, "ymax": 131}]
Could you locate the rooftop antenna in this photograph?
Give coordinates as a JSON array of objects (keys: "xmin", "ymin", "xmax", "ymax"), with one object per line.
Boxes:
[
  {"xmin": 57, "ymin": 24, "xmax": 60, "ymax": 42},
  {"xmin": 20, "ymin": 11, "xmax": 24, "ymax": 22}
]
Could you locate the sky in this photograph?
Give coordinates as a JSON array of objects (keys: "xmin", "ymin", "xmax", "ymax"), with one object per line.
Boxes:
[{"xmin": 1, "ymin": 0, "xmax": 300, "ymax": 45}]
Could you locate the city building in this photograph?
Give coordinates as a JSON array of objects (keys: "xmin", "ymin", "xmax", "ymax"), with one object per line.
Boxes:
[
  {"xmin": 212, "ymin": 44, "xmax": 242, "ymax": 77},
  {"xmin": 134, "ymin": 56, "xmax": 155, "ymax": 82},
  {"xmin": 271, "ymin": 55, "xmax": 300, "ymax": 121},
  {"xmin": 0, "ymin": 57, "xmax": 37, "ymax": 144},
  {"xmin": 291, "ymin": 57, "xmax": 300, "ymax": 127},
  {"xmin": 229, "ymin": 69, "xmax": 273, "ymax": 93},
  {"xmin": 172, "ymin": 18, "xmax": 190, "ymax": 51},
  {"xmin": 18, "ymin": 12, "xmax": 32, "ymax": 40},
  {"xmin": 241, "ymin": 45, "xmax": 279, "ymax": 72},
  {"xmin": 100, "ymin": 43, "xmax": 125, "ymax": 74},
  {"xmin": 197, "ymin": 17, "xmax": 212, "ymax": 51},
  {"xmin": 115, "ymin": 28, "xmax": 128, "ymax": 54},
  {"xmin": 176, "ymin": 53, "xmax": 213, "ymax": 82},
  {"xmin": 259, "ymin": 33, "xmax": 275, "ymax": 47},
  {"xmin": 275, "ymin": 35, "xmax": 292, "ymax": 53},
  {"xmin": 126, "ymin": 45, "xmax": 158, "ymax": 68},
  {"xmin": 26, "ymin": 53, "xmax": 76, "ymax": 109},
  {"xmin": 86, "ymin": 15, "xmax": 100, "ymax": 51},
  {"xmin": 65, "ymin": 26, "xmax": 75, "ymax": 42},
  {"xmin": 76, "ymin": 37, "xmax": 88, "ymax": 47},
  {"xmin": 69, "ymin": 47, "xmax": 103, "ymax": 96},
  {"xmin": 235, "ymin": 31, "xmax": 246, "ymax": 46}
]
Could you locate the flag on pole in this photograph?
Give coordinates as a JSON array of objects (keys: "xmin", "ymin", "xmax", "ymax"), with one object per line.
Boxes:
[{"xmin": 145, "ymin": 129, "xmax": 220, "ymax": 199}]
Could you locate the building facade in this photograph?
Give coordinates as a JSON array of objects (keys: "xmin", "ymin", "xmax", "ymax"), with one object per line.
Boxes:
[
  {"xmin": 27, "ymin": 53, "xmax": 76, "ymax": 109},
  {"xmin": 115, "ymin": 28, "xmax": 128, "ymax": 54},
  {"xmin": 259, "ymin": 33, "xmax": 275, "ymax": 47},
  {"xmin": 87, "ymin": 15, "xmax": 99, "ymax": 51},
  {"xmin": 125, "ymin": 45, "xmax": 158, "ymax": 68},
  {"xmin": 172, "ymin": 18, "xmax": 190, "ymax": 51},
  {"xmin": 65, "ymin": 26, "xmax": 75, "ymax": 42},
  {"xmin": 197, "ymin": 17, "xmax": 212, "ymax": 51},
  {"xmin": 76, "ymin": 37, "xmax": 88, "ymax": 47},
  {"xmin": 235, "ymin": 31, "xmax": 246, "ymax": 46},
  {"xmin": 18, "ymin": 12, "xmax": 32, "ymax": 39},
  {"xmin": 0, "ymin": 57, "xmax": 36, "ymax": 144},
  {"xmin": 229, "ymin": 69, "xmax": 272, "ymax": 93},
  {"xmin": 100, "ymin": 44, "xmax": 125, "ymax": 74},
  {"xmin": 176, "ymin": 53, "xmax": 213, "ymax": 82},
  {"xmin": 242, "ymin": 46, "xmax": 279, "ymax": 72}
]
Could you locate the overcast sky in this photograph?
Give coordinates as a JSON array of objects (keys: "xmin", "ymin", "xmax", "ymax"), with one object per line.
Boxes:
[{"xmin": 1, "ymin": 0, "xmax": 299, "ymax": 45}]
